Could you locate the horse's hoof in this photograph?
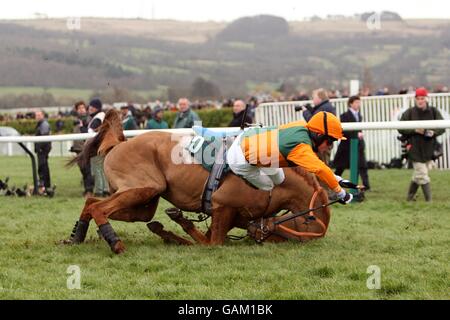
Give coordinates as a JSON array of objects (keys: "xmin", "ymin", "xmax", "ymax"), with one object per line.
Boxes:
[
  {"xmin": 147, "ymin": 221, "xmax": 164, "ymax": 233},
  {"xmin": 60, "ymin": 238, "xmax": 77, "ymax": 245},
  {"xmin": 112, "ymin": 240, "xmax": 126, "ymax": 254}
]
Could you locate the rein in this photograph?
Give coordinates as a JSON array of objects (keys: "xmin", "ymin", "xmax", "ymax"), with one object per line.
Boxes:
[{"xmin": 248, "ymin": 187, "xmax": 333, "ymax": 243}]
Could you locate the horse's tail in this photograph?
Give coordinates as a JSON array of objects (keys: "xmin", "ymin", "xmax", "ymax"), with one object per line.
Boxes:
[{"xmin": 67, "ymin": 109, "xmax": 125, "ymax": 168}]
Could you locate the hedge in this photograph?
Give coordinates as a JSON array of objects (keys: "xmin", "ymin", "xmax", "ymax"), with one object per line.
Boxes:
[
  {"xmin": 0, "ymin": 118, "xmax": 76, "ymax": 135},
  {"xmin": 164, "ymin": 108, "xmax": 233, "ymax": 128},
  {"xmin": 0, "ymin": 108, "xmax": 234, "ymax": 135}
]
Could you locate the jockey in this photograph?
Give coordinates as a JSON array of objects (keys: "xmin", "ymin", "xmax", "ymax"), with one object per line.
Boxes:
[{"xmin": 227, "ymin": 111, "xmax": 353, "ymax": 204}]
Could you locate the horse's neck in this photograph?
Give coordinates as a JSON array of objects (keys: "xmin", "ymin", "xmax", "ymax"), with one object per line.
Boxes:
[
  {"xmin": 265, "ymin": 187, "xmax": 291, "ymax": 216},
  {"xmin": 268, "ymin": 170, "xmax": 314, "ymax": 214}
]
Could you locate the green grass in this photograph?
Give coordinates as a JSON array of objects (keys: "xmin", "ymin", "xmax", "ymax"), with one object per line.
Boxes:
[{"xmin": 0, "ymin": 156, "xmax": 449, "ymax": 300}]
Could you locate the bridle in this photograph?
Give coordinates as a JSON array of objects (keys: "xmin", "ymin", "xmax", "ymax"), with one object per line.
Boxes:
[{"xmin": 248, "ymin": 186, "xmax": 333, "ymax": 243}]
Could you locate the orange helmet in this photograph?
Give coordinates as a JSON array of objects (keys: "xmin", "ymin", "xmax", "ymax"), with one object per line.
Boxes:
[{"xmin": 306, "ymin": 112, "xmax": 346, "ymax": 140}]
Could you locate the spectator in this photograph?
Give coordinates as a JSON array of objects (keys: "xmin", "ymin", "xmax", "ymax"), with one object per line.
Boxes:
[
  {"xmin": 172, "ymin": 98, "xmax": 200, "ymax": 128},
  {"xmin": 70, "ymin": 101, "xmax": 94, "ymax": 198},
  {"xmin": 247, "ymin": 97, "xmax": 258, "ymax": 120},
  {"xmin": 333, "ymin": 96, "xmax": 370, "ymax": 190},
  {"xmin": 55, "ymin": 113, "xmax": 65, "ymax": 133},
  {"xmin": 302, "ymin": 88, "xmax": 336, "ymax": 164},
  {"xmin": 146, "ymin": 106, "xmax": 169, "ymax": 129},
  {"xmin": 228, "ymin": 100, "xmax": 252, "ymax": 127},
  {"xmin": 126, "ymin": 102, "xmax": 137, "ymax": 117},
  {"xmin": 87, "ymin": 98, "xmax": 109, "ymax": 197},
  {"xmin": 34, "ymin": 110, "xmax": 52, "ymax": 195},
  {"xmin": 398, "ymin": 87, "xmax": 444, "ymax": 202},
  {"xmin": 120, "ymin": 105, "xmax": 138, "ymax": 130},
  {"xmin": 293, "ymin": 91, "xmax": 310, "ymax": 101},
  {"xmin": 302, "ymin": 88, "xmax": 336, "ymax": 122}
]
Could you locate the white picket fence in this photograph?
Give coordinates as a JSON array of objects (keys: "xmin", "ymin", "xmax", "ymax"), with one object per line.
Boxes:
[{"xmin": 255, "ymin": 93, "xmax": 450, "ymax": 169}]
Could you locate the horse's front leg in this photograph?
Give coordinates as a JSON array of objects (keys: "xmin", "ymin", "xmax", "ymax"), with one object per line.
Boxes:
[
  {"xmin": 165, "ymin": 208, "xmax": 210, "ymax": 244},
  {"xmin": 147, "ymin": 221, "xmax": 193, "ymax": 245}
]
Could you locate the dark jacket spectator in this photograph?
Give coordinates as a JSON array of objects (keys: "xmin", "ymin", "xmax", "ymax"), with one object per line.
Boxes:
[
  {"xmin": 70, "ymin": 101, "xmax": 94, "ymax": 197},
  {"xmin": 398, "ymin": 87, "xmax": 445, "ymax": 201},
  {"xmin": 333, "ymin": 96, "xmax": 370, "ymax": 189},
  {"xmin": 303, "ymin": 100, "xmax": 336, "ymax": 122},
  {"xmin": 71, "ymin": 101, "xmax": 89, "ymax": 153},
  {"xmin": 229, "ymin": 110, "xmax": 253, "ymax": 127},
  {"xmin": 87, "ymin": 98, "xmax": 109, "ymax": 196},
  {"xmin": 87, "ymin": 98, "xmax": 105, "ymax": 133},
  {"xmin": 173, "ymin": 98, "xmax": 200, "ymax": 128},
  {"xmin": 120, "ymin": 106, "xmax": 138, "ymax": 130},
  {"xmin": 34, "ymin": 110, "xmax": 52, "ymax": 190},
  {"xmin": 303, "ymin": 89, "xmax": 336, "ymax": 122},
  {"xmin": 399, "ymin": 104, "xmax": 444, "ymax": 163},
  {"xmin": 146, "ymin": 107, "xmax": 169, "ymax": 129},
  {"xmin": 228, "ymin": 100, "xmax": 252, "ymax": 127},
  {"xmin": 34, "ymin": 115, "xmax": 51, "ymax": 155}
]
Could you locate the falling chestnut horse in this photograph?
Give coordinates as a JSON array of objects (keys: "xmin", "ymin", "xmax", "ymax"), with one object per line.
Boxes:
[{"xmin": 66, "ymin": 110, "xmax": 331, "ymax": 254}]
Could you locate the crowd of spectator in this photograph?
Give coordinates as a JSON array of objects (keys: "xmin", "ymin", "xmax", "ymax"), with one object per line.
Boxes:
[
  {"xmin": 1, "ymin": 83, "xmax": 445, "ymax": 201},
  {"xmin": 1, "ymin": 84, "xmax": 449, "ymax": 126}
]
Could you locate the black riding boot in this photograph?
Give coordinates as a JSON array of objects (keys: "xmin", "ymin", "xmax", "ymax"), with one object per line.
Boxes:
[
  {"xmin": 421, "ymin": 183, "xmax": 432, "ymax": 202},
  {"xmin": 407, "ymin": 182, "xmax": 419, "ymax": 201}
]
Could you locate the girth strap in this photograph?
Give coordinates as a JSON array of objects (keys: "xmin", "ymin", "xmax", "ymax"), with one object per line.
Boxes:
[{"xmin": 201, "ymin": 137, "xmax": 228, "ymax": 215}]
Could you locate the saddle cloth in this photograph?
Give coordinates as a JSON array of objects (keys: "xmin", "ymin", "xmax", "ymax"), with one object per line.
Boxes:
[{"xmin": 187, "ymin": 126, "xmax": 239, "ymax": 215}]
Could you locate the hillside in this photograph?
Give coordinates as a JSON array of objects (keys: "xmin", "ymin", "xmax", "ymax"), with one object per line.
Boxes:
[{"xmin": 0, "ymin": 16, "xmax": 450, "ymax": 103}]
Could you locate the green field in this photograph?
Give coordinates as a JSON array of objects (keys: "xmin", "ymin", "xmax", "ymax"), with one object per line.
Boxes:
[
  {"xmin": 0, "ymin": 156, "xmax": 448, "ymax": 299},
  {"xmin": 0, "ymin": 87, "xmax": 94, "ymax": 101},
  {"xmin": 0, "ymin": 86, "xmax": 160, "ymax": 102}
]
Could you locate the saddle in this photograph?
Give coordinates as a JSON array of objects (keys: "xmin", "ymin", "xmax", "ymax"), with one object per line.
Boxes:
[{"xmin": 187, "ymin": 126, "xmax": 240, "ymax": 215}]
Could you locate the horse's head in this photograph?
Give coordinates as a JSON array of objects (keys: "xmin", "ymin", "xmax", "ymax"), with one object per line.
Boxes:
[
  {"xmin": 277, "ymin": 167, "xmax": 327, "ymax": 212},
  {"xmin": 253, "ymin": 167, "xmax": 331, "ymax": 242}
]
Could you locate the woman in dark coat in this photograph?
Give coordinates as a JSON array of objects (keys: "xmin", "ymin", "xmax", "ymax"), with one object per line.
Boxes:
[{"xmin": 333, "ymin": 96, "xmax": 370, "ymax": 190}]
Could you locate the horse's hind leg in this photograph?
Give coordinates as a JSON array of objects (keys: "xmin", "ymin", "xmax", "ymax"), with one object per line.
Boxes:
[
  {"xmin": 64, "ymin": 197, "xmax": 102, "ymax": 244},
  {"xmin": 86, "ymin": 187, "xmax": 161, "ymax": 254}
]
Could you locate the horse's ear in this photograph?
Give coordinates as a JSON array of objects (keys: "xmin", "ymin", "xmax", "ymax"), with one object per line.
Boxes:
[{"xmin": 98, "ymin": 110, "xmax": 125, "ymax": 156}]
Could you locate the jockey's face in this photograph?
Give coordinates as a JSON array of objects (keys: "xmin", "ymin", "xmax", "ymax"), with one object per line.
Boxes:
[{"xmin": 310, "ymin": 131, "xmax": 336, "ymax": 152}]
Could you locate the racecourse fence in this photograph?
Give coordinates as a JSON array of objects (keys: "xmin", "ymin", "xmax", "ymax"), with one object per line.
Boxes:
[
  {"xmin": 2, "ymin": 93, "xmax": 450, "ymax": 169},
  {"xmin": 255, "ymin": 93, "xmax": 450, "ymax": 169}
]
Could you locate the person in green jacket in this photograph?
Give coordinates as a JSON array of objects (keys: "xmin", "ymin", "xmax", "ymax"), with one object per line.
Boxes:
[
  {"xmin": 398, "ymin": 87, "xmax": 444, "ymax": 202},
  {"xmin": 146, "ymin": 106, "xmax": 169, "ymax": 129},
  {"xmin": 120, "ymin": 105, "xmax": 138, "ymax": 130},
  {"xmin": 172, "ymin": 98, "xmax": 200, "ymax": 128}
]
